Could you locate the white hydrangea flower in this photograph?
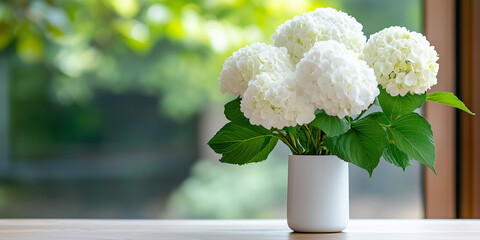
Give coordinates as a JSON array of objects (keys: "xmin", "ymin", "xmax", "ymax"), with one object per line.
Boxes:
[
  {"xmin": 272, "ymin": 8, "xmax": 366, "ymax": 63},
  {"xmin": 296, "ymin": 40, "xmax": 379, "ymax": 118},
  {"xmin": 240, "ymin": 72, "xmax": 315, "ymax": 129},
  {"xmin": 363, "ymin": 26, "xmax": 439, "ymax": 96},
  {"xmin": 218, "ymin": 43, "xmax": 294, "ymax": 97}
]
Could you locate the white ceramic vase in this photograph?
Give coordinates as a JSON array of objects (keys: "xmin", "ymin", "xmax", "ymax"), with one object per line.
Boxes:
[{"xmin": 287, "ymin": 155, "xmax": 349, "ymax": 233}]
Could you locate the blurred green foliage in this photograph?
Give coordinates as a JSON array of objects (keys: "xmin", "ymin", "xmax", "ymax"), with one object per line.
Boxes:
[
  {"xmin": 0, "ymin": 0, "xmax": 335, "ymax": 120},
  {"xmin": 164, "ymin": 155, "xmax": 288, "ymax": 219}
]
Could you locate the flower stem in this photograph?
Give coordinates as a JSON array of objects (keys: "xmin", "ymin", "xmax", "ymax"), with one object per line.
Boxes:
[
  {"xmin": 317, "ymin": 130, "xmax": 322, "ymax": 155},
  {"xmin": 303, "ymin": 124, "xmax": 317, "ymax": 154},
  {"xmin": 300, "ymin": 127, "xmax": 310, "ymax": 153},
  {"xmin": 346, "ymin": 116, "xmax": 353, "ymax": 124},
  {"xmin": 286, "ymin": 131, "xmax": 301, "ymax": 154},
  {"xmin": 304, "ymin": 125, "xmax": 316, "ymax": 147},
  {"xmin": 274, "ymin": 128, "xmax": 299, "ymax": 155},
  {"xmin": 293, "ymin": 132, "xmax": 302, "ymax": 153}
]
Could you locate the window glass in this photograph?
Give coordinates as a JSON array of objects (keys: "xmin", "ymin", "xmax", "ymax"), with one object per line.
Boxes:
[{"xmin": 0, "ymin": 0, "xmax": 423, "ymax": 218}]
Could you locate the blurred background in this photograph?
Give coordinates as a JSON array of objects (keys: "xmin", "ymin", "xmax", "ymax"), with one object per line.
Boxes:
[{"xmin": 0, "ymin": 0, "xmax": 424, "ymax": 218}]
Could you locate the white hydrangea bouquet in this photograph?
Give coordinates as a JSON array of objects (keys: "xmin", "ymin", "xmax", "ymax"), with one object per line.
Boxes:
[{"xmin": 208, "ymin": 8, "xmax": 473, "ymax": 176}]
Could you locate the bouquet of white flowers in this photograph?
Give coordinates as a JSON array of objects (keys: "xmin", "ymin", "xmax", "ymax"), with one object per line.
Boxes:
[{"xmin": 208, "ymin": 8, "xmax": 473, "ymax": 176}]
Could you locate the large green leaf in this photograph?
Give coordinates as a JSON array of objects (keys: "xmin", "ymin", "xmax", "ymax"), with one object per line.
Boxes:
[
  {"xmin": 325, "ymin": 115, "xmax": 387, "ymax": 176},
  {"xmin": 224, "ymin": 98, "xmax": 251, "ymax": 125},
  {"xmin": 426, "ymin": 92, "xmax": 475, "ymax": 115},
  {"xmin": 366, "ymin": 112, "xmax": 389, "ymax": 125},
  {"xmin": 207, "ymin": 123, "xmax": 278, "ymax": 165},
  {"xmin": 383, "ymin": 143, "xmax": 412, "ymax": 171},
  {"xmin": 389, "ymin": 113, "xmax": 436, "ymax": 174},
  {"xmin": 309, "ymin": 110, "xmax": 350, "ymax": 137},
  {"xmin": 378, "ymin": 86, "xmax": 426, "ymax": 122}
]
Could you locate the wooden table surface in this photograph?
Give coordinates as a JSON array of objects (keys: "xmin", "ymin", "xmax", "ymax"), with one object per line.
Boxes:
[{"xmin": 0, "ymin": 219, "xmax": 479, "ymax": 240}]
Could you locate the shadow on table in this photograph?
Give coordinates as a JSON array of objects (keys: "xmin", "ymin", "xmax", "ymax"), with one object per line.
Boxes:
[{"xmin": 289, "ymin": 232, "xmax": 348, "ymax": 240}]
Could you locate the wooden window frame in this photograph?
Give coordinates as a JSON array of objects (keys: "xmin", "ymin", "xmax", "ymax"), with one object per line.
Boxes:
[
  {"xmin": 424, "ymin": 0, "xmax": 457, "ymax": 219},
  {"xmin": 424, "ymin": 0, "xmax": 480, "ymax": 218},
  {"xmin": 458, "ymin": 0, "xmax": 480, "ymax": 219}
]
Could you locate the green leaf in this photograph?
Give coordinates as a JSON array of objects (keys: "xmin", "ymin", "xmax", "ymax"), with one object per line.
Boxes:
[
  {"xmin": 224, "ymin": 98, "xmax": 251, "ymax": 125},
  {"xmin": 383, "ymin": 144, "xmax": 412, "ymax": 171},
  {"xmin": 426, "ymin": 92, "xmax": 475, "ymax": 115},
  {"xmin": 325, "ymin": 115, "xmax": 387, "ymax": 176},
  {"xmin": 207, "ymin": 123, "xmax": 278, "ymax": 165},
  {"xmin": 389, "ymin": 113, "xmax": 436, "ymax": 174},
  {"xmin": 309, "ymin": 110, "xmax": 351, "ymax": 137},
  {"xmin": 378, "ymin": 86, "xmax": 426, "ymax": 122},
  {"xmin": 365, "ymin": 112, "xmax": 389, "ymax": 125},
  {"xmin": 209, "ymin": 98, "xmax": 278, "ymax": 163}
]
